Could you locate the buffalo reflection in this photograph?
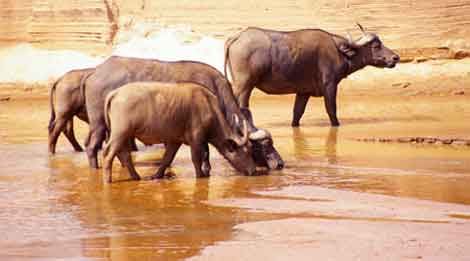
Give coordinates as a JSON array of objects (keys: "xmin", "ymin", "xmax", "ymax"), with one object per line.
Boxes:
[{"xmin": 291, "ymin": 127, "xmax": 338, "ymax": 164}]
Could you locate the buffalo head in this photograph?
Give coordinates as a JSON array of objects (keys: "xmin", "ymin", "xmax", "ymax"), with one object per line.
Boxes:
[
  {"xmin": 241, "ymin": 108, "xmax": 285, "ymax": 170},
  {"xmin": 221, "ymin": 115, "xmax": 257, "ymax": 176},
  {"xmin": 345, "ymin": 23, "xmax": 400, "ymax": 68}
]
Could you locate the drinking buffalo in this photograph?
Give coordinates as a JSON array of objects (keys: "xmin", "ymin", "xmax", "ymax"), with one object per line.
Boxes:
[
  {"xmin": 84, "ymin": 56, "xmax": 283, "ymax": 169},
  {"xmin": 48, "ymin": 68, "xmax": 94, "ymax": 154},
  {"xmin": 103, "ymin": 82, "xmax": 256, "ymax": 182},
  {"xmin": 224, "ymin": 23, "xmax": 400, "ymax": 127}
]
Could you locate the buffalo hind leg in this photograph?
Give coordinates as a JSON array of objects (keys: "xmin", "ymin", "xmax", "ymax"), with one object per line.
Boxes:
[
  {"xmin": 324, "ymin": 84, "xmax": 340, "ymax": 127},
  {"xmin": 103, "ymin": 137, "xmax": 123, "ymax": 183},
  {"xmin": 150, "ymin": 142, "xmax": 182, "ymax": 179},
  {"xmin": 103, "ymin": 137, "xmax": 140, "ymax": 183},
  {"xmin": 86, "ymin": 124, "xmax": 107, "ymax": 169},
  {"xmin": 292, "ymin": 93, "xmax": 310, "ymax": 127},
  {"xmin": 233, "ymin": 75, "xmax": 255, "ymax": 108},
  {"xmin": 117, "ymin": 149, "xmax": 141, "ymax": 181},
  {"xmin": 48, "ymin": 116, "xmax": 69, "ymax": 154},
  {"xmin": 63, "ymin": 119, "xmax": 83, "ymax": 152}
]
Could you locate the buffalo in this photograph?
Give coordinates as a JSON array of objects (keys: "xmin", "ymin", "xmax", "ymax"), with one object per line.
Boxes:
[
  {"xmin": 84, "ymin": 56, "xmax": 284, "ymax": 169},
  {"xmin": 103, "ymin": 82, "xmax": 257, "ymax": 182},
  {"xmin": 48, "ymin": 68, "xmax": 94, "ymax": 154},
  {"xmin": 224, "ymin": 23, "xmax": 400, "ymax": 127}
]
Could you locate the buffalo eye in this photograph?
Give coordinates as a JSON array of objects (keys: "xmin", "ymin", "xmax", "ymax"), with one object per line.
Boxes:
[{"xmin": 372, "ymin": 41, "xmax": 382, "ymax": 50}]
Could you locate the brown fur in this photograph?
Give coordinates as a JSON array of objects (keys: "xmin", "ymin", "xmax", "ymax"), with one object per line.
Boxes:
[
  {"xmin": 84, "ymin": 56, "xmax": 283, "ymax": 169},
  {"xmin": 48, "ymin": 68, "xmax": 94, "ymax": 154},
  {"xmin": 224, "ymin": 26, "xmax": 400, "ymax": 127},
  {"xmin": 103, "ymin": 82, "xmax": 256, "ymax": 182}
]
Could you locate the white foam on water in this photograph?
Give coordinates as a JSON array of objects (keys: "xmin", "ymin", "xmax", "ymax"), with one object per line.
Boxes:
[
  {"xmin": 112, "ymin": 27, "xmax": 225, "ymax": 73},
  {"xmin": 0, "ymin": 44, "xmax": 103, "ymax": 84},
  {"xmin": 0, "ymin": 25, "xmax": 225, "ymax": 85}
]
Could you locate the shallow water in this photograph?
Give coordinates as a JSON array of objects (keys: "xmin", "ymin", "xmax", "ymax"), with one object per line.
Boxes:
[{"xmin": 0, "ymin": 94, "xmax": 469, "ymax": 260}]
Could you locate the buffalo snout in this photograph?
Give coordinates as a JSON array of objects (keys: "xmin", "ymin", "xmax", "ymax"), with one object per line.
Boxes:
[{"xmin": 252, "ymin": 138, "xmax": 285, "ymax": 170}]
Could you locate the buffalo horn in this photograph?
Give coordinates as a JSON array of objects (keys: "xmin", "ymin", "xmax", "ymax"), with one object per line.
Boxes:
[
  {"xmin": 346, "ymin": 32, "xmax": 353, "ymax": 44},
  {"xmin": 232, "ymin": 115, "xmax": 249, "ymax": 146},
  {"xmin": 356, "ymin": 22, "xmax": 366, "ymax": 35},
  {"xmin": 249, "ymin": 129, "xmax": 268, "ymax": 140}
]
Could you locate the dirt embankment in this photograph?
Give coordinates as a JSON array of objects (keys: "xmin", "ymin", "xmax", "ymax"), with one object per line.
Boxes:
[{"xmin": 2, "ymin": 0, "xmax": 470, "ymax": 57}]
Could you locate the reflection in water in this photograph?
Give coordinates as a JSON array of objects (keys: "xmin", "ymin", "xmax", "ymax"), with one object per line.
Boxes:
[
  {"xmin": 2, "ymin": 97, "xmax": 470, "ymax": 260},
  {"xmin": 291, "ymin": 127, "xmax": 310, "ymax": 160},
  {"xmin": 291, "ymin": 127, "xmax": 338, "ymax": 164},
  {"xmin": 325, "ymin": 128, "xmax": 338, "ymax": 165},
  {"xmin": 41, "ymin": 153, "xmax": 289, "ymax": 260}
]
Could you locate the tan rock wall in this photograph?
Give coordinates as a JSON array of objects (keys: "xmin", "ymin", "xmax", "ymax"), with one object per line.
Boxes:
[{"xmin": 1, "ymin": 0, "xmax": 470, "ymax": 54}]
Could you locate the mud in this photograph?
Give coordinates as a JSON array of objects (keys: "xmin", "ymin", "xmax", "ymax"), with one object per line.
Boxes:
[{"xmin": 1, "ymin": 66, "xmax": 470, "ymax": 260}]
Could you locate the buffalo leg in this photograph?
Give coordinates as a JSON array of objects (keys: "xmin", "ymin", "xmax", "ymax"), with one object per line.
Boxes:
[
  {"xmin": 233, "ymin": 75, "xmax": 254, "ymax": 108},
  {"xmin": 324, "ymin": 84, "xmax": 340, "ymax": 126},
  {"xmin": 103, "ymin": 137, "xmax": 124, "ymax": 183},
  {"xmin": 190, "ymin": 143, "xmax": 210, "ymax": 178},
  {"xmin": 63, "ymin": 119, "xmax": 83, "ymax": 152},
  {"xmin": 130, "ymin": 138, "xmax": 138, "ymax": 151},
  {"xmin": 292, "ymin": 93, "xmax": 310, "ymax": 127},
  {"xmin": 48, "ymin": 117, "xmax": 69, "ymax": 154},
  {"xmin": 117, "ymin": 149, "xmax": 141, "ymax": 181},
  {"xmin": 86, "ymin": 124, "xmax": 107, "ymax": 169},
  {"xmin": 201, "ymin": 143, "xmax": 211, "ymax": 176},
  {"xmin": 150, "ymin": 142, "xmax": 182, "ymax": 179}
]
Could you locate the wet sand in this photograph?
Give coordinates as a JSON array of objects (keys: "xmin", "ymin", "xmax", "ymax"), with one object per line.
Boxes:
[{"xmin": 0, "ymin": 72, "xmax": 470, "ymax": 260}]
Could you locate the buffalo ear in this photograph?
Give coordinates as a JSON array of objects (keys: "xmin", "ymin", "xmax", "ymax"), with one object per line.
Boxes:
[{"xmin": 339, "ymin": 43, "xmax": 356, "ymax": 58}]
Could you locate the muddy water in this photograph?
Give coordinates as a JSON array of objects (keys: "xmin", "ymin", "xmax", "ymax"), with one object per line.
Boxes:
[{"xmin": 0, "ymin": 93, "xmax": 469, "ymax": 260}]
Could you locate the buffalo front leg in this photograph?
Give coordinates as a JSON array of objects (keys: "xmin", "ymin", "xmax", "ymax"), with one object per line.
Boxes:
[
  {"xmin": 292, "ymin": 93, "xmax": 310, "ymax": 127},
  {"xmin": 86, "ymin": 124, "xmax": 107, "ymax": 169},
  {"xmin": 201, "ymin": 143, "xmax": 211, "ymax": 176},
  {"xmin": 190, "ymin": 143, "xmax": 210, "ymax": 178},
  {"xmin": 324, "ymin": 84, "xmax": 340, "ymax": 127},
  {"xmin": 129, "ymin": 138, "xmax": 138, "ymax": 151},
  {"xmin": 150, "ymin": 142, "xmax": 182, "ymax": 179},
  {"xmin": 64, "ymin": 119, "xmax": 84, "ymax": 152}
]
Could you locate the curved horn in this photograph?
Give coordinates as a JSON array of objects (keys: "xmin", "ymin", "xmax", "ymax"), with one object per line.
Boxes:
[
  {"xmin": 346, "ymin": 32, "xmax": 353, "ymax": 44},
  {"xmin": 233, "ymin": 114, "xmax": 240, "ymax": 128},
  {"xmin": 232, "ymin": 118, "xmax": 249, "ymax": 146},
  {"xmin": 356, "ymin": 22, "xmax": 366, "ymax": 35}
]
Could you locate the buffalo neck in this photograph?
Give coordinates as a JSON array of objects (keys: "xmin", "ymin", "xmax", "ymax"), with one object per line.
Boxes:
[
  {"xmin": 341, "ymin": 49, "xmax": 368, "ymax": 79},
  {"xmin": 208, "ymin": 104, "xmax": 235, "ymax": 152}
]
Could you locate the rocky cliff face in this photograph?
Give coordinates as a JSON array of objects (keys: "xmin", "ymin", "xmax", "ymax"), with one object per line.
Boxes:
[{"xmin": 1, "ymin": 0, "xmax": 470, "ymax": 54}]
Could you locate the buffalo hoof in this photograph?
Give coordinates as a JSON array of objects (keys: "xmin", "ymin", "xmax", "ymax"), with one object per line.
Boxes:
[{"xmin": 291, "ymin": 122, "xmax": 300, "ymax": 127}]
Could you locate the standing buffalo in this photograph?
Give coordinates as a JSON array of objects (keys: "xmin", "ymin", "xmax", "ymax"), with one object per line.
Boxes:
[
  {"xmin": 224, "ymin": 24, "xmax": 400, "ymax": 127},
  {"xmin": 48, "ymin": 68, "xmax": 94, "ymax": 154},
  {"xmin": 84, "ymin": 56, "xmax": 284, "ymax": 169},
  {"xmin": 103, "ymin": 82, "xmax": 257, "ymax": 182}
]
